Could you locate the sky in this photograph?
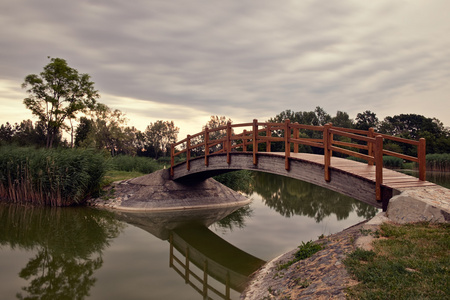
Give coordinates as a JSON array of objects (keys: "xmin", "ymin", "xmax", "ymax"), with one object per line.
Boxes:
[{"xmin": 1, "ymin": 0, "xmax": 449, "ymax": 139}]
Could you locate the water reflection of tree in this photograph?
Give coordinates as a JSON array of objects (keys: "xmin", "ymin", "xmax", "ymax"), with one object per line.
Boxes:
[
  {"xmin": 0, "ymin": 205, "xmax": 123, "ymax": 300},
  {"xmin": 252, "ymin": 172, "xmax": 378, "ymax": 222},
  {"xmin": 213, "ymin": 205, "xmax": 253, "ymax": 233}
]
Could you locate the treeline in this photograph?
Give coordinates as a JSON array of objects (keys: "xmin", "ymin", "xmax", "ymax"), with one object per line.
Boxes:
[{"xmin": 268, "ymin": 107, "xmax": 450, "ymax": 155}]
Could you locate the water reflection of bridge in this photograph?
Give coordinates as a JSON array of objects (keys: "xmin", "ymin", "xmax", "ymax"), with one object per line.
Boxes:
[
  {"xmin": 114, "ymin": 208, "xmax": 265, "ymax": 299},
  {"xmin": 169, "ymin": 226, "xmax": 264, "ymax": 299}
]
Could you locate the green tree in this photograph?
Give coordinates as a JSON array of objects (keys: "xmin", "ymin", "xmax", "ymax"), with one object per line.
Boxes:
[
  {"xmin": 145, "ymin": 120, "xmax": 179, "ymax": 158},
  {"xmin": 331, "ymin": 111, "xmax": 353, "ymax": 128},
  {"xmin": 355, "ymin": 110, "xmax": 379, "ymax": 131},
  {"xmin": 78, "ymin": 103, "xmax": 136, "ymax": 156},
  {"xmin": 22, "ymin": 57, "xmax": 99, "ymax": 148},
  {"xmin": 379, "ymin": 114, "xmax": 449, "ymax": 154}
]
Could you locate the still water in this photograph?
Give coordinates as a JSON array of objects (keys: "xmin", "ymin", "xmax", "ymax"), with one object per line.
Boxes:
[{"xmin": 1, "ymin": 171, "xmax": 398, "ymax": 300}]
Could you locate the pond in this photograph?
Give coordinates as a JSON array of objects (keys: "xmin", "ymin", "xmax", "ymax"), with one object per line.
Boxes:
[{"xmin": 3, "ymin": 170, "xmax": 445, "ymax": 300}]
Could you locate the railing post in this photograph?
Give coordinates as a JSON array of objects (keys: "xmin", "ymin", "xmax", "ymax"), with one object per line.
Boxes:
[
  {"xmin": 243, "ymin": 130, "xmax": 248, "ymax": 151},
  {"xmin": 375, "ymin": 135, "xmax": 383, "ymax": 202},
  {"xmin": 204, "ymin": 127, "xmax": 209, "ymax": 166},
  {"xmin": 203, "ymin": 260, "xmax": 208, "ymax": 298},
  {"xmin": 266, "ymin": 125, "xmax": 271, "ymax": 152},
  {"xmin": 293, "ymin": 122, "xmax": 299, "ymax": 153},
  {"xmin": 185, "ymin": 246, "xmax": 190, "ymax": 283},
  {"xmin": 418, "ymin": 138, "xmax": 426, "ymax": 181},
  {"xmin": 324, "ymin": 123, "xmax": 331, "ymax": 182},
  {"xmin": 285, "ymin": 119, "xmax": 290, "ymax": 170},
  {"xmin": 186, "ymin": 135, "xmax": 191, "ymax": 171},
  {"xmin": 170, "ymin": 144, "xmax": 174, "ymax": 177},
  {"xmin": 227, "ymin": 121, "xmax": 231, "ymax": 164},
  {"xmin": 253, "ymin": 119, "xmax": 258, "ymax": 165},
  {"xmin": 368, "ymin": 128, "xmax": 374, "ymax": 166}
]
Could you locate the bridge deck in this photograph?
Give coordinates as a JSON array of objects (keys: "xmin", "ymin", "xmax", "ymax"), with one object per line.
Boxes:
[{"xmin": 289, "ymin": 153, "xmax": 437, "ymax": 190}]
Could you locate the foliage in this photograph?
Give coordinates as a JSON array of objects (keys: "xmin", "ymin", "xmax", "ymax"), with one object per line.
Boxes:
[
  {"xmin": 344, "ymin": 223, "xmax": 450, "ymax": 299},
  {"xmin": 382, "ymin": 156, "xmax": 404, "ymax": 168},
  {"xmin": 110, "ymin": 155, "xmax": 161, "ymax": 174},
  {"xmin": 213, "ymin": 170, "xmax": 254, "ymax": 194},
  {"xmin": 379, "ymin": 113, "xmax": 450, "ymax": 154},
  {"xmin": 76, "ymin": 104, "xmax": 137, "ymax": 156},
  {"xmin": 0, "ymin": 146, "xmax": 108, "ymax": 206},
  {"xmin": 0, "ymin": 120, "xmax": 49, "ymax": 147},
  {"xmin": 355, "ymin": 110, "xmax": 379, "ymax": 131},
  {"xmin": 22, "ymin": 57, "xmax": 99, "ymax": 148},
  {"xmin": 145, "ymin": 120, "xmax": 179, "ymax": 158}
]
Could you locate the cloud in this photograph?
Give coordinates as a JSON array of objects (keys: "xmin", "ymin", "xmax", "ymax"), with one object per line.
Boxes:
[{"xmin": 0, "ymin": 0, "xmax": 449, "ymax": 131}]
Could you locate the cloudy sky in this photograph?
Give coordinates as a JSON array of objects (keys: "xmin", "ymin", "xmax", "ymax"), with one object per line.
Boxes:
[{"xmin": 1, "ymin": 0, "xmax": 449, "ymax": 138}]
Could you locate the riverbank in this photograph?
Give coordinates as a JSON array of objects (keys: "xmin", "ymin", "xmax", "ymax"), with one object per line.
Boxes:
[
  {"xmin": 88, "ymin": 169, "xmax": 251, "ymax": 211},
  {"xmin": 240, "ymin": 217, "xmax": 378, "ymax": 299},
  {"xmin": 241, "ymin": 186, "xmax": 450, "ymax": 299}
]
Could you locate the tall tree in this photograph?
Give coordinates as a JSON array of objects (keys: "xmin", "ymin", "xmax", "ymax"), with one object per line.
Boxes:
[
  {"xmin": 355, "ymin": 110, "xmax": 379, "ymax": 131},
  {"xmin": 145, "ymin": 120, "xmax": 179, "ymax": 158},
  {"xmin": 202, "ymin": 116, "xmax": 232, "ymax": 153},
  {"xmin": 22, "ymin": 57, "xmax": 99, "ymax": 148},
  {"xmin": 78, "ymin": 103, "xmax": 136, "ymax": 156},
  {"xmin": 331, "ymin": 111, "xmax": 353, "ymax": 128}
]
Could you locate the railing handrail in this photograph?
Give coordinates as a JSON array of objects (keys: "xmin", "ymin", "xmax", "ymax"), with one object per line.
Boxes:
[{"xmin": 170, "ymin": 119, "xmax": 426, "ymax": 202}]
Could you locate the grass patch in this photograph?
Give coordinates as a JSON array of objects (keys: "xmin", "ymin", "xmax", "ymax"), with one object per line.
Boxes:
[
  {"xmin": 101, "ymin": 170, "xmax": 145, "ymax": 187},
  {"xmin": 278, "ymin": 241, "xmax": 323, "ymax": 270},
  {"xmin": 344, "ymin": 222, "xmax": 450, "ymax": 299}
]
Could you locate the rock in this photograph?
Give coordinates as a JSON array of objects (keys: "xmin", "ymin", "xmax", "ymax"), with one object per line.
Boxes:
[{"xmin": 386, "ymin": 188, "xmax": 450, "ymax": 224}]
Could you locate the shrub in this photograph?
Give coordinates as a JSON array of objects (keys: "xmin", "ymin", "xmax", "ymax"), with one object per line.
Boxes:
[{"xmin": 382, "ymin": 156, "xmax": 403, "ymax": 168}]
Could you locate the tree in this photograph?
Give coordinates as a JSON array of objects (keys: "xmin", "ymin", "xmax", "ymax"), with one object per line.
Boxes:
[
  {"xmin": 145, "ymin": 120, "xmax": 179, "ymax": 158},
  {"xmin": 379, "ymin": 114, "xmax": 449, "ymax": 154},
  {"xmin": 331, "ymin": 111, "xmax": 353, "ymax": 128},
  {"xmin": 355, "ymin": 110, "xmax": 379, "ymax": 131},
  {"xmin": 77, "ymin": 104, "xmax": 136, "ymax": 156},
  {"xmin": 22, "ymin": 57, "xmax": 99, "ymax": 148},
  {"xmin": 202, "ymin": 116, "xmax": 232, "ymax": 153}
]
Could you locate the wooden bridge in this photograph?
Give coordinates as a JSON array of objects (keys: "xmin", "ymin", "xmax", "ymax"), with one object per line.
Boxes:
[{"xmin": 170, "ymin": 120, "xmax": 434, "ymax": 211}]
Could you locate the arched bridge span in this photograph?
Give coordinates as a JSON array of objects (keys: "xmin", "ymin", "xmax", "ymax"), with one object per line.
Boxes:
[{"xmin": 171, "ymin": 120, "xmax": 433, "ymax": 211}]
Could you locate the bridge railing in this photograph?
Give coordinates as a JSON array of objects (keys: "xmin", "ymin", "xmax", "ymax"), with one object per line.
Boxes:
[{"xmin": 171, "ymin": 119, "xmax": 426, "ymax": 202}]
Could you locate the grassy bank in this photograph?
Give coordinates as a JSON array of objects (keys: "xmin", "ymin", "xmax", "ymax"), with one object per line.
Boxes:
[
  {"xmin": 344, "ymin": 222, "xmax": 449, "ymax": 299},
  {"xmin": 0, "ymin": 146, "xmax": 108, "ymax": 206}
]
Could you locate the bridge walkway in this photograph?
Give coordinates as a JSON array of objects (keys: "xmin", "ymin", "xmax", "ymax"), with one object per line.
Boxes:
[{"xmin": 290, "ymin": 153, "xmax": 437, "ymax": 190}]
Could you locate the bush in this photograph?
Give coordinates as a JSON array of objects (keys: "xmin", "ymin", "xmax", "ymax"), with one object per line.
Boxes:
[
  {"xmin": 0, "ymin": 146, "xmax": 108, "ymax": 206},
  {"xmin": 382, "ymin": 156, "xmax": 403, "ymax": 168},
  {"xmin": 111, "ymin": 155, "xmax": 160, "ymax": 174}
]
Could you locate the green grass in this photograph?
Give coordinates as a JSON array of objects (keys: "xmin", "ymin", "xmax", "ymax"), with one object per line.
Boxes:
[
  {"xmin": 101, "ymin": 170, "xmax": 145, "ymax": 187},
  {"xmin": 344, "ymin": 222, "xmax": 450, "ymax": 299}
]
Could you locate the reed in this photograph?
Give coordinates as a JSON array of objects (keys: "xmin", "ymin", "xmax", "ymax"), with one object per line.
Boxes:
[
  {"xmin": 0, "ymin": 146, "xmax": 108, "ymax": 206},
  {"xmin": 423, "ymin": 153, "xmax": 450, "ymax": 172}
]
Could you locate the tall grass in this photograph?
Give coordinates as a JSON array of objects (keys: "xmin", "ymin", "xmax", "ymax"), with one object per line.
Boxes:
[
  {"xmin": 423, "ymin": 153, "xmax": 450, "ymax": 172},
  {"xmin": 0, "ymin": 146, "xmax": 108, "ymax": 206}
]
